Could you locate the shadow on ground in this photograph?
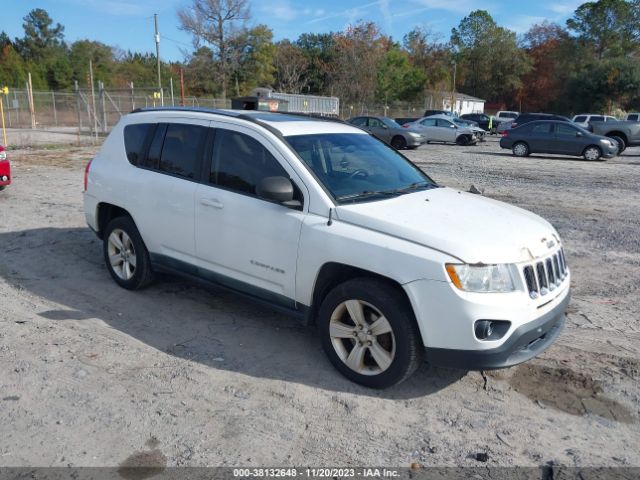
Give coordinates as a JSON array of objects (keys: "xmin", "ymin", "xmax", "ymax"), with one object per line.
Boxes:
[{"xmin": 0, "ymin": 227, "xmax": 465, "ymax": 399}]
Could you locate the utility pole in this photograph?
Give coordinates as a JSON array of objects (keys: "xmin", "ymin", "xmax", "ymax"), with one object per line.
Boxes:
[
  {"xmin": 450, "ymin": 61, "xmax": 457, "ymax": 114},
  {"xmin": 89, "ymin": 60, "xmax": 98, "ymax": 142},
  {"xmin": 154, "ymin": 13, "xmax": 163, "ymax": 106}
]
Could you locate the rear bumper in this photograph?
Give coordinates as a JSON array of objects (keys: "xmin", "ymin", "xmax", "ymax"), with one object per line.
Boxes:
[{"xmin": 424, "ymin": 291, "xmax": 569, "ymax": 370}]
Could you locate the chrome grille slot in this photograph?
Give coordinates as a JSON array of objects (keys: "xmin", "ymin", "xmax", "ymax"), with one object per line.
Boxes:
[
  {"xmin": 523, "ymin": 266, "xmax": 538, "ymax": 298},
  {"xmin": 553, "ymin": 254, "xmax": 561, "ymax": 281},
  {"xmin": 536, "ymin": 262, "xmax": 548, "ymax": 294},
  {"xmin": 546, "ymin": 258, "xmax": 556, "ymax": 288}
]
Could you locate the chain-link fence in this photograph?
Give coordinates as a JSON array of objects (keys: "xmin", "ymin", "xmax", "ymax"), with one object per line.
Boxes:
[{"xmin": 1, "ymin": 87, "xmax": 231, "ymax": 138}]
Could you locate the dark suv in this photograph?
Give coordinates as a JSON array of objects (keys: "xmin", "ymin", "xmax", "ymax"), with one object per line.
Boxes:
[
  {"xmin": 460, "ymin": 113, "xmax": 494, "ymax": 131},
  {"xmin": 424, "ymin": 109, "xmax": 451, "ymax": 117},
  {"xmin": 511, "ymin": 113, "xmax": 571, "ymax": 129}
]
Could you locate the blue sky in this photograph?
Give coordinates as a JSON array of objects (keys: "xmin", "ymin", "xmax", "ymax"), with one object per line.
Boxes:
[{"xmin": 2, "ymin": 0, "xmax": 585, "ymax": 61}]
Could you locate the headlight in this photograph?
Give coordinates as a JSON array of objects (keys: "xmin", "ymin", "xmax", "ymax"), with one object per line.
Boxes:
[
  {"xmin": 408, "ymin": 132, "xmax": 422, "ymax": 138},
  {"xmin": 445, "ymin": 263, "xmax": 515, "ymax": 292}
]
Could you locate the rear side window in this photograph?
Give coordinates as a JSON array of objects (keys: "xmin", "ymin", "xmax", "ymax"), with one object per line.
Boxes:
[
  {"xmin": 350, "ymin": 117, "xmax": 367, "ymax": 127},
  {"xmin": 436, "ymin": 119, "xmax": 453, "ymax": 127},
  {"xmin": 574, "ymin": 116, "xmax": 587, "ymax": 123},
  {"xmin": 531, "ymin": 123, "xmax": 552, "ymax": 134},
  {"xmin": 420, "ymin": 118, "xmax": 436, "ymax": 126},
  {"xmin": 159, "ymin": 124, "xmax": 207, "ymax": 179},
  {"xmin": 211, "ymin": 129, "xmax": 289, "ymax": 195},
  {"xmin": 590, "ymin": 116, "xmax": 604, "ymax": 122},
  {"xmin": 124, "ymin": 123, "xmax": 153, "ymax": 165},
  {"xmin": 628, "ymin": 114, "xmax": 639, "ymax": 121}
]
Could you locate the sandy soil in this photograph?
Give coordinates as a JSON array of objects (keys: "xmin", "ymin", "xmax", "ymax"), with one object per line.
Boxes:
[{"xmin": 0, "ymin": 137, "xmax": 638, "ymax": 469}]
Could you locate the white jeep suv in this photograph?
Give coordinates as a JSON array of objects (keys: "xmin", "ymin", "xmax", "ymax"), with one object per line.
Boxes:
[{"xmin": 83, "ymin": 108, "xmax": 570, "ymax": 388}]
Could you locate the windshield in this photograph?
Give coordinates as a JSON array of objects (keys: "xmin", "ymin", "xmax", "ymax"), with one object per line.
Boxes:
[
  {"xmin": 381, "ymin": 117, "xmax": 401, "ymax": 129},
  {"xmin": 285, "ymin": 133, "xmax": 436, "ymax": 203}
]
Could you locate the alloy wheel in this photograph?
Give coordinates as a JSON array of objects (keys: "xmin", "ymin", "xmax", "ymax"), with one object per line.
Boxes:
[
  {"xmin": 329, "ymin": 299, "xmax": 396, "ymax": 375},
  {"xmin": 107, "ymin": 228, "xmax": 137, "ymax": 281}
]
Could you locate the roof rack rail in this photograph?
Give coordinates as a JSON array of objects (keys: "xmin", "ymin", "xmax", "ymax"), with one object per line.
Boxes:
[{"xmin": 128, "ymin": 106, "xmax": 286, "ymax": 137}]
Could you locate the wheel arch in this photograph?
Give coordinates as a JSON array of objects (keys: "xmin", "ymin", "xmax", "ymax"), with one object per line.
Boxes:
[
  {"xmin": 96, "ymin": 203, "xmax": 133, "ymax": 239},
  {"xmin": 307, "ymin": 262, "xmax": 411, "ymax": 325},
  {"xmin": 606, "ymin": 131, "xmax": 628, "ymax": 144}
]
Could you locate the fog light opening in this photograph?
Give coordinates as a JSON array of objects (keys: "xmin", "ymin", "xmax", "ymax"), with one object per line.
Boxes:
[
  {"xmin": 475, "ymin": 320, "xmax": 493, "ymax": 340},
  {"xmin": 474, "ymin": 320, "xmax": 511, "ymax": 341}
]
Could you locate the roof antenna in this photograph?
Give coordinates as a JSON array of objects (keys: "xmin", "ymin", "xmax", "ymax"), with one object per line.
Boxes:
[{"xmin": 327, "ymin": 208, "xmax": 333, "ymax": 226}]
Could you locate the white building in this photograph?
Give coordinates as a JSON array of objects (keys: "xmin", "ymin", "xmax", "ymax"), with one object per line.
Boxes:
[{"xmin": 424, "ymin": 90, "xmax": 485, "ymax": 115}]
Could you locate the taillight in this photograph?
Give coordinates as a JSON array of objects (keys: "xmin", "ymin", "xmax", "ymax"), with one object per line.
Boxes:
[
  {"xmin": 510, "ymin": 123, "xmax": 517, "ymax": 128},
  {"xmin": 501, "ymin": 131, "xmax": 509, "ymax": 137},
  {"xmin": 0, "ymin": 145, "xmax": 6, "ymax": 161},
  {"xmin": 402, "ymin": 124, "xmax": 410, "ymax": 128},
  {"xmin": 84, "ymin": 159, "xmax": 92, "ymax": 191}
]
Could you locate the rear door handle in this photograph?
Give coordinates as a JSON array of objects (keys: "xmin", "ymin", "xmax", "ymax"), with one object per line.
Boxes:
[{"xmin": 200, "ymin": 198, "xmax": 224, "ymax": 209}]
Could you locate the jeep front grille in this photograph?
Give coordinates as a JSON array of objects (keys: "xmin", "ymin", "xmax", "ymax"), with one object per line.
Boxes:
[{"xmin": 523, "ymin": 248, "xmax": 568, "ymax": 299}]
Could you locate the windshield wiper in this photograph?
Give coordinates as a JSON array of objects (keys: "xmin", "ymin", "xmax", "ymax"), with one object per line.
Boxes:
[
  {"xmin": 338, "ymin": 182, "xmax": 435, "ymax": 202},
  {"xmin": 337, "ymin": 189, "xmax": 404, "ymax": 202},
  {"xmin": 393, "ymin": 181, "xmax": 433, "ymax": 193}
]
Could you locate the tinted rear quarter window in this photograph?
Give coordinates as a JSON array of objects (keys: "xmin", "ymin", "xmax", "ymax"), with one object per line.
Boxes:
[
  {"xmin": 159, "ymin": 124, "xmax": 207, "ymax": 179},
  {"xmin": 124, "ymin": 123, "xmax": 153, "ymax": 165},
  {"xmin": 574, "ymin": 116, "xmax": 587, "ymax": 123},
  {"xmin": 590, "ymin": 116, "xmax": 604, "ymax": 122}
]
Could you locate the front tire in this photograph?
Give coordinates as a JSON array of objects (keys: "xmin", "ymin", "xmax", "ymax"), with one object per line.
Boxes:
[
  {"xmin": 609, "ymin": 135, "xmax": 626, "ymax": 154},
  {"xmin": 318, "ymin": 278, "xmax": 423, "ymax": 388},
  {"xmin": 512, "ymin": 142, "xmax": 529, "ymax": 157},
  {"xmin": 456, "ymin": 135, "xmax": 471, "ymax": 146},
  {"xmin": 583, "ymin": 145, "xmax": 602, "ymax": 161},
  {"xmin": 103, "ymin": 216, "xmax": 154, "ymax": 290},
  {"xmin": 391, "ymin": 136, "xmax": 407, "ymax": 150}
]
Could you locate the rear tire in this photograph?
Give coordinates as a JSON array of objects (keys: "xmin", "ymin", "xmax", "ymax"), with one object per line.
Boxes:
[
  {"xmin": 391, "ymin": 136, "xmax": 407, "ymax": 150},
  {"xmin": 103, "ymin": 216, "xmax": 154, "ymax": 290},
  {"xmin": 318, "ymin": 278, "xmax": 423, "ymax": 388},
  {"xmin": 583, "ymin": 145, "xmax": 602, "ymax": 161},
  {"xmin": 0, "ymin": 186, "xmax": 5, "ymax": 191},
  {"xmin": 512, "ymin": 142, "xmax": 529, "ymax": 157},
  {"xmin": 609, "ymin": 135, "xmax": 626, "ymax": 154}
]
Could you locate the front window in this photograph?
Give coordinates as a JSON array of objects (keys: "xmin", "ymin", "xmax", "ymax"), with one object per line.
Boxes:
[{"xmin": 285, "ymin": 133, "xmax": 436, "ymax": 202}]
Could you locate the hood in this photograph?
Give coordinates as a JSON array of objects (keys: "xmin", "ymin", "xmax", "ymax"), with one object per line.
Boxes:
[{"xmin": 335, "ymin": 187, "xmax": 559, "ymax": 264}]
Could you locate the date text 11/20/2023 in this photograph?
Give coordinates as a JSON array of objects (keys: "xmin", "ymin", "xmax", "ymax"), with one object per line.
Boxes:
[{"xmin": 232, "ymin": 468, "xmax": 401, "ymax": 477}]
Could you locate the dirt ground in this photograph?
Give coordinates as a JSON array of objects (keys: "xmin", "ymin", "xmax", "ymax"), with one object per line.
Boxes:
[{"xmin": 0, "ymin": 135, "xmax": 639, "ymax": 469}]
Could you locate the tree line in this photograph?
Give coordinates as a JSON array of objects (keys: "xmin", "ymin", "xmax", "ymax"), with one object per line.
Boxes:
[{"xmin": 1, "ymin": 0, "xmax": 639, "ymax": 114}]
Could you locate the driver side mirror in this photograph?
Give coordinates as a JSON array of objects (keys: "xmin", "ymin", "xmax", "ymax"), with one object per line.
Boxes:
[{"xmin": 256, "ymin": 176, "xmax": 302, "ymax": 208}]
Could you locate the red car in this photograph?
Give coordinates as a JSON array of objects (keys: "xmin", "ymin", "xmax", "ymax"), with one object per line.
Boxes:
[{"xmin": 0, "ymin": 144, "xmax": 10, "ymax": 190}]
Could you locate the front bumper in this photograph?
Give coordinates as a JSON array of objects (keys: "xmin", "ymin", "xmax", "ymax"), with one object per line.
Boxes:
[
  {"xmin": 425, "ymin": 290, "xmax": 569, "ymax": 370},
  {"xmin": 406, "ymin": 135, "xmax": 426, "ymax": 147}
]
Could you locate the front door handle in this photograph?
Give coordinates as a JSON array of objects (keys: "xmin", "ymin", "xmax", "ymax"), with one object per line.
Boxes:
[{"xmin": 200, "ymin": 198, "xmax": 224, "ymax": 209}]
